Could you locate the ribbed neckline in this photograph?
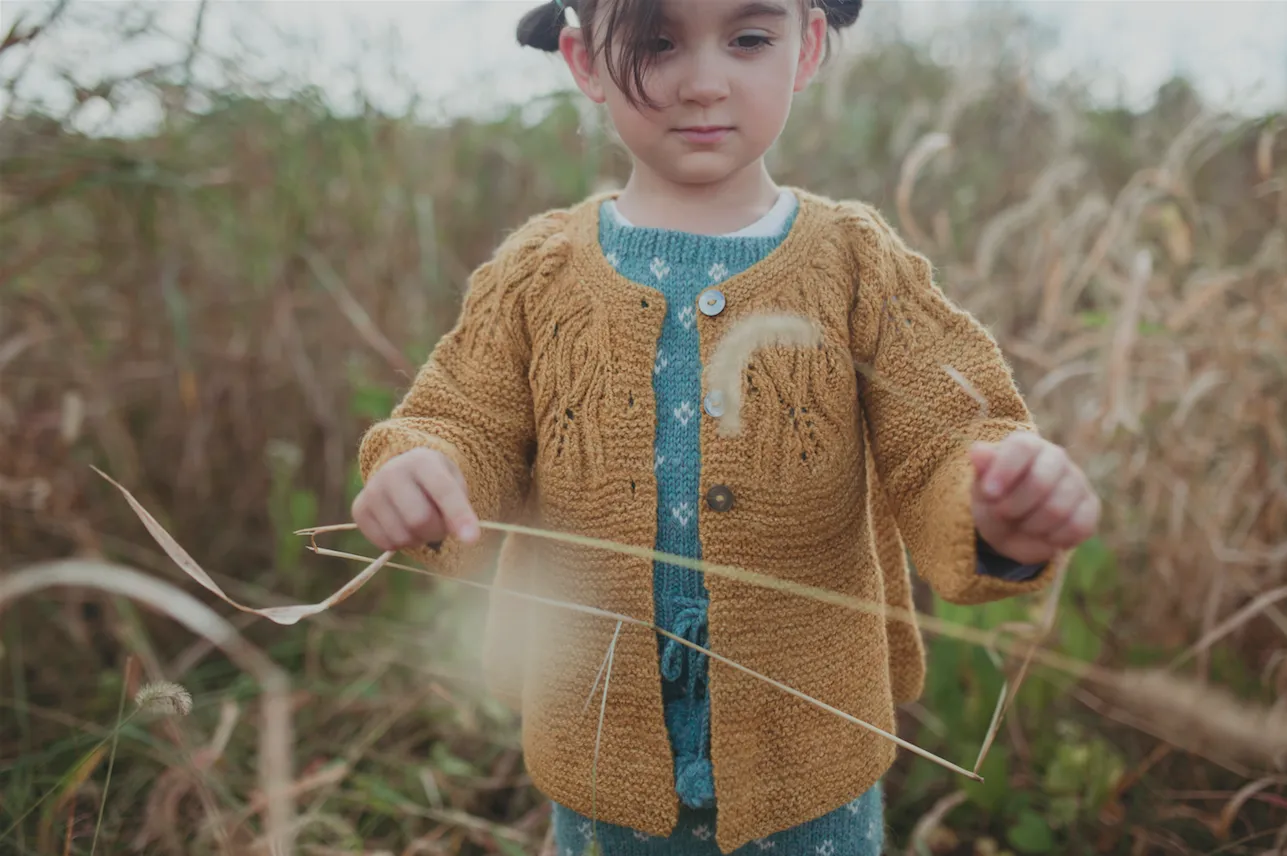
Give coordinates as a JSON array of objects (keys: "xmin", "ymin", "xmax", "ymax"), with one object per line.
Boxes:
[
  {"xmin": 568, "ymin": 187, "xmax": 824, "ymax": 309},
  {"xmin": 596, "ymin": 200, "xmax": 797, "ymax": 292}
]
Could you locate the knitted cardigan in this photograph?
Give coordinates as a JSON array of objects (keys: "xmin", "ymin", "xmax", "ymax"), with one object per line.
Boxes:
[
  {"xmin": 592, "ymin": 194, "xmax": 1043, "ymax": 815},
  {"xmin": 358, "ymin": 189, "xmax": 1063, "ymax": 853}
]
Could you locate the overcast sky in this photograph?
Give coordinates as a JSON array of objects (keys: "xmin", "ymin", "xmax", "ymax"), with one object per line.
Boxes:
[{"xmin": 2, "ymin": 1, "xmax": 1284, "ymax": 137}]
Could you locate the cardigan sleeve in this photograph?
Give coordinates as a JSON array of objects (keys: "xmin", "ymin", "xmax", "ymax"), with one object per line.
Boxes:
[
  {"xmin": 357, "ymin": 214, "xmax": 565, "ymax": 576},
  {"xmin": 846, "ymin": 205, "xmax": 1064, "ymax": 605}
]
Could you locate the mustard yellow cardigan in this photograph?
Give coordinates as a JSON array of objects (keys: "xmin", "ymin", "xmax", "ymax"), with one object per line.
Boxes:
[{"xmin": 358, "ymin": 190, "xmax": 1061, "ymax": 853}]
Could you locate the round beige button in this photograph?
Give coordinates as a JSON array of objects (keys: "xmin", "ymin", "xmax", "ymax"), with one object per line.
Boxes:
[
  {"xmin": 698, "ymin": 289, "xmax": 726, "ymax": 317},
  {"xmin": 703, "ymin": 390, "xmax": 725, "ymax": 418}
]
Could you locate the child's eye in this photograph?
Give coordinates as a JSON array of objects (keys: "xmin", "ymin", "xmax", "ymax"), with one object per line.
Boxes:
[
  {"xmin": 732, "ymin": 34, "xmax": 773, "ymax": 51},
  {"xmin": 650, "ymin": 36, "xmax": 675, "ymax": 53}
]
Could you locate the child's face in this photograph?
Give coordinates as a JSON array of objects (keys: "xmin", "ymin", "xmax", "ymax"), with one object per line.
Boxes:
[{"xmin": 563, "ymin": 0, "xmax": 827, "ymax": 188}]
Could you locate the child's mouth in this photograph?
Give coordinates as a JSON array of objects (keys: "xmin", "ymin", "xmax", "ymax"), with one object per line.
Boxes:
[{"xmin": 676, "ymin": 126, "xmax": 733, "ymax": 145}]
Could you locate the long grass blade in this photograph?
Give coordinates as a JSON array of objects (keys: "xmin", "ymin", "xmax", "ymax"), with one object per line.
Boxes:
[
  {"xmin": 590, "ymin": 622, "xmax": 623, "ymax": 847},
  {"xmin": 308, "ymin": 543, "xmax": 983, "ymax": 780}
]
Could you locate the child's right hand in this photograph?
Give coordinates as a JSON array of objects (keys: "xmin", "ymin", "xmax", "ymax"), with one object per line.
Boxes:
[{"xmin": 351, "ymin": 448, "xmax": 481, "ymax": 551}]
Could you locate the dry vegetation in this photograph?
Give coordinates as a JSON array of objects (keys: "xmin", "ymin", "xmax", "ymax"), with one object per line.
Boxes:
[{"xmin": 2, "ymin": 2, "xmax": 1286, "ymax": 854}]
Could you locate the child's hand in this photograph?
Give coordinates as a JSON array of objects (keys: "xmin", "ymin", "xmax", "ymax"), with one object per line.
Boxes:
[
  {"xmin": 351, "ymin": 448, "xmax": 481, "ymax": 552},
  {"xmin": 969, "ymin": 432, "xmax": 1100, "ymax": 565}
]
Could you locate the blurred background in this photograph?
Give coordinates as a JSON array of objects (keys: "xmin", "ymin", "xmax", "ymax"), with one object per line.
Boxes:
[{"xmin": 1, "ymin": 1, "xmax": 1285, "ymax": 854}]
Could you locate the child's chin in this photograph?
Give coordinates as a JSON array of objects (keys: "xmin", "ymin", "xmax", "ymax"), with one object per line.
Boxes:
[{"xmin": 653, "ymin": 152, "xmax": 759, "ymax": 186}]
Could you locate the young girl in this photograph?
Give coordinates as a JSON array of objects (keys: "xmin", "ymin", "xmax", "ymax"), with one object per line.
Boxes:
[{"xmin": 352, "ymin": 0, "xmax": 1100, "ymax": 853}]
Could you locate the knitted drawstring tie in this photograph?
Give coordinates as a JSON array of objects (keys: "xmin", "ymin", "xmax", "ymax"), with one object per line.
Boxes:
[{"xmin": 660, "ymin": 596, "xmax": 714, "ymax": 808}]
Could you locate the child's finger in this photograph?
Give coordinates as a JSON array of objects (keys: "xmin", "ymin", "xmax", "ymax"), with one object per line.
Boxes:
[
  {"xmin": 387, "ymin": 476, "xmax": 445, "ymax": 544},
  {"xmin": 1017, "ymin": 473, "xmax": 1084, "ymax": 537},
  {"xmin": 1047, "ymin": 493, "xmax": 1101, "ymax": 548},
  {"xmin": 370, "ymin": 494, "xmax": 414, "ymax": 549},
  {"xmin": 978, "ymin": 432, "xmax": 1041, "ymax": 500},
  {"xmin": 414, "ymin": 458, "xmax": 479, "ymax": 543},
  {"xmin": 969, "ymin": 441, "xmax": 997, "ymax": 477},
  {"xmin": 991, "ymin": 444, "xmax": 1066, "ymax": 521},
  {"xmin": 354, "ymin": 500, "xmax": 395, "ymax": 552}
]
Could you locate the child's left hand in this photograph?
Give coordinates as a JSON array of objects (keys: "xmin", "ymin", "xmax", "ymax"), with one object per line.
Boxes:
[{"xmin": 969, "ymin": 431, "xmax": 1100, "ymax": 565}]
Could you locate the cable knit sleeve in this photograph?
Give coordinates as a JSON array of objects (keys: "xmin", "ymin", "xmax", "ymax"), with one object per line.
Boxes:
[
  {"xmin": 846, "ymin": 205, "xmax": 1065, "ymax": 605},
  {"xmin": 357, "ymin": 214, "xmax": 564, "ymax": 576}
]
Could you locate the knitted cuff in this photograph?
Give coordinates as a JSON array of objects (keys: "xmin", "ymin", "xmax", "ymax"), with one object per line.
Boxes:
[
  {"xmin": 975, "ymin": 531, "xmax": 1048, "ymax": 582},
  {"xmin": 902, "ymin": 448, "xmax": 1060, "ymax": 605}
]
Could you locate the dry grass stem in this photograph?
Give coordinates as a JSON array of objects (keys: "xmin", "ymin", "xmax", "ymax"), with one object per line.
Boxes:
[
  {"xmin": 1171, "ymin": 584, "xmax": 1287, "ymax": 670},
  {"xmin": 897, "ymin": 132, "xmax": 953, "ymax": 249},
  {"xmin": 89, "ymin": 657, "xmax": 132, "ymax": 856},
  {"xmin": 974, "ymin": 159, "xmax": 1087, "ymax": 280},
  {"xmin": 589, "ymin": 621, "xmax": 623, "ymax": 846},
  {"xmin": 308, "ymin": 518, "xmax": 1099, "ymax": 683},
  {"xmin": 582, "ymin": 628, "xmax": 616, "ymax": 715},
  {"xmin": 941, "ymin": 364, "xmax": 989, "ymax": 419},
  {"xmin": 96, "ymin": 465, "xmax": 395, "ymax": 626},
  {"xmin": 131, "ymin": 699, "xmax": 241, "ymax": 853},
  {"xmin": 1099, "ymin": 249, "xmax": 1152, "ymax": 435},
  {"xmin": 1107, "ymin": 670, "xmax": 1287, "ymax": 770},
  {"xmin": 302, "ymin": 247, "xmax": 415, "ymax": 377},
  {"xmin": 973, "ymin": 558, "xmax": 1070, "ymax": 773},
  {"xmin": 906, "ymin": 790, "xmax": 967, "ymax": 856},
  {"xmin": 305, "ymin": 542, "xmax": 984, "ymax": 781},
  {"xmin": 1216, "ymin": 777, "xmax": 1287, "ymax": 839}
]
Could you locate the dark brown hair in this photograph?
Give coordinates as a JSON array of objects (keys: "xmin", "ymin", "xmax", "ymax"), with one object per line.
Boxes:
[{"xmin": 516, "ymin": 0, "xmax": 862, "ymax": 108}]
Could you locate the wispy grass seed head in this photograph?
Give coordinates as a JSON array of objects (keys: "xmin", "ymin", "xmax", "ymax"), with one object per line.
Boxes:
[
  {"xmin": 1113, "ymin": 669, "xmax": 1287, "ymax": 769},
  {"xmin": 134, "ymin": 681, "xmax": 193, "ymax": 717},
  {"xmin": 706, "ymin": 314, "xmax": 824, "ymax": 438}
]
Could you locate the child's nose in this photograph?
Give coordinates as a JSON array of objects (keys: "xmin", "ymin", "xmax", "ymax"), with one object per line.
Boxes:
[{"xmin": 677, "ymin": 51, "xmax": 731, "ymax": 106}]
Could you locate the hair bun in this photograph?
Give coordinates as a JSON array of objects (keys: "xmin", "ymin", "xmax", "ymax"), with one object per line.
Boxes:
[
  {"xmin": 819, "ymin": 0, "xmax": 863, "ymax": 29},
  {"xmin": 517, "ymin": 1, "xmax": 565, "ymax": 52}
]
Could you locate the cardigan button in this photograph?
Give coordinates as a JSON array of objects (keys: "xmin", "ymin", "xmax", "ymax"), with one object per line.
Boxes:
[
  {"xmin": 703, "ymin": 390, "xmax": 725, "ymax": 418},
  {"xmin": 698, "ymin": 289, "xmax": 726, "ymax": 317},
  {"xmin": 706, "ymin": 485, "xmax": 734, "ymax": 512}
]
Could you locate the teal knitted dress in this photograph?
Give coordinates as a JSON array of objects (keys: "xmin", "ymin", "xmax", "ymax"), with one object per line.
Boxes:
[
  {"xmin": 550, "ymin": 191, "xmax": 886, "ymax": 855},
  {"xmin": 549, "ymin": 191, "xmax": 1042, "ymax": 855}
]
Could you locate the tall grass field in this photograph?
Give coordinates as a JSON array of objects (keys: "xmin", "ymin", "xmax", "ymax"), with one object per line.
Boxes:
[{"xmin": 2, "ymin": 3, "xmax": 1286, "ymax": 854}]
